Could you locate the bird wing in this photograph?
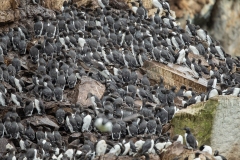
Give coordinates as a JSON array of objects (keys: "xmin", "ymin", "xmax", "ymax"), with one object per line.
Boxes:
[{"xmin": 186, "ymin": 134, "xmax": 197, "ymax": 149}]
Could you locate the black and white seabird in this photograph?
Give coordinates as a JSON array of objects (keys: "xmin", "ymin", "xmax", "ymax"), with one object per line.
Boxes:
[
  {"xmin": 183, "ymin": 127, "xmax": 197, "ymax": 150},
  {"xmin": 126, "ymin": 120, "xmax": 138, "ymax": 137},
  {"xmin": 54, "ymin": 85, "xmax": 63, "ymax": 101},
  {"xmin": 199, "ymin": 145, "xmax": 212, "ymax": 155},
  {"xmin": 55, "ymin": 106, "xmax": 66, "ymax": 125},
  {"xmin": 25, "ymin": 121, "xmax": 35, "ymax": 141},
  {"xmin": 10, "ymin": 88, "xmax": 23, "ymax": 107},
  {"xmin": 36, "ymin": 126, "xmax": 45, "ymax": 142},
  {"xmin": 213, "ymin": 150, "xmax": 227, "ymax": 160},
  {"xmin": 82, "ymin": 110, "xmax": 92, "ymax": 132},
  {"xmin": 111, "ymin": 119, "xmax": 121, "ymax": 140},
  {"xmin": 147, "ymin": 116, "xmax": 157, "ymax": 134},
  {"xmin": 65, "ymin": 112, "xmax": 77, "ymax": 133},
  {"xmin": 24, "ymin": 100, "xmax": 35, "ymax": 117}
]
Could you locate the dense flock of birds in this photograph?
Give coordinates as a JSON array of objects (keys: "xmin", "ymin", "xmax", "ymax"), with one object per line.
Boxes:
[{"xmin": 0, "ymin": 0, "xmax": 233, "ymax": 159}]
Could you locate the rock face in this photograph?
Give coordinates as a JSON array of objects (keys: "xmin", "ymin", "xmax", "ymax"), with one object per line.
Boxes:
[
  {"xmin": 169, "ymin": 0, "xmax": 216, "ymax": 21},
  {"xmin": 169, "ymin": 0, "xmax": 240, "ymax": 56},
  {"xmin": 0, "ymin": 0, "xmax": 19, "ymax": 23},
  {"xmin": 142, "ymin": 61, "xmax": 208, "ymax": 93},
  {"xmin": 161, "ymin": 141, "xmax": 214, "ymax": 160},
  {"xmin": 72, "ymin": 0, "xmax": 98, "ymax": 8},
  {"xmin": 43, "ymin": 0, "xmax": 66, "ymax": 10},
  {"xmin": 76, "ymin": 76, "xmax": 105, "ymax": 106},
  {"xmin": 208, "ymin": 1, "xmax": 240, "ymax": 57},
  {"xmin": 171, "ymin": 96, "xmax": 240, "ymax": 159}
]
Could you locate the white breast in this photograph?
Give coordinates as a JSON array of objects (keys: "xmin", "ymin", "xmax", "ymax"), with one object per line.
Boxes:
[
  {"xmin": 209, "ymin": 89, "xmax": 218, "ymax": 99},
  {"xmin": 171, "ymin": 37, "xmax": 179, "ymax": 49},
  {"xmin": 131, "ymin": 6, "xmax": 138, "ymax": 14},
  {"xmin": 96, "ymin": 140, "xmax": 107, "ymax": 156},
  {"xmin": 109, "ymin": 144, "xmax": 121, "ymax": 156},
  {"xmin": 176, "ymin": 135, "xmax": 183, "ymax": 144},
  {"xmin": 34, "ymin": 99, "xmax": 41, "ymax": 114},
  {"xmin": 11, "ymin": 94, "xmax": 20, "ymax": 106},
  {"xmin": 135, "ymin": 140, "xmax": 145, "ymax": 151},
  {"xmin": 66, "ymin": 116, "xmax": 74, "ymax": 133},
  {"xmin": 232, "ymin": 88, "xmax": 240, "ymax": 96},
  {"xmin": 152, "ymin": 0, "xmax": 162, "ymax": 9},
  {"xmin": 189, "ymin": 45, "xmax": 200, "ymax": 55},
  {"xmin": 14, "ymin": 78, "xmax": 22, "ymax": 92},
  {"xmin": 122, "ymin": 142, "xmax": 130, "ymax": 156},
  {"xmin": 64, "ymin": 149, "xmax": 74, "ymax": 160},
  {"xmin": 155, "ymin": 142, "xmax": 166, "ymax": 151},
  {"xmin": 215, "ymin": 46, "xmax": 225, "ymax": 59},
  {"xmin": 196, "ymin": 29, "xmax": 206, "ymax": 40},
  {"xmin": 202, "ymin": 145, "xmax": 212, "ymax": 155},
  {"xmin": 0, "ymin": 92, "xmax": 5, "ymax": 106},
  {"xmin": 82, "ymin": 115, "xmax": 92, "ymax": 132}
]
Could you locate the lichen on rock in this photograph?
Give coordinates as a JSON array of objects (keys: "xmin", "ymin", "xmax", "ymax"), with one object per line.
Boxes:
[
  {"xmin": 171, "ymin": 96, "xmax": 240, "ymax": 158},
  {"xmin": 171, "ymin": 98, "xmax": 218, "ymax": 146}
]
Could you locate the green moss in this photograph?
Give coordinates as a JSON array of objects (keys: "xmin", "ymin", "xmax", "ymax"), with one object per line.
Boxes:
[{"xmin": 171, "ymin": 99, "xmax": 218, "ymax": 146}]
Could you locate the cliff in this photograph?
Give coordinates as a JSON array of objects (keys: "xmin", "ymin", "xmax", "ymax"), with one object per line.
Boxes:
[{"xmin": 171, "ymin": 96, "xmax": 240, "ymax": 159}]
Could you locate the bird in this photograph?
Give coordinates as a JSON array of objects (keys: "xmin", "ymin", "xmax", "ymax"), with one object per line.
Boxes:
[
  {"xmin": 25, "ymin": 121, "xmax": 35, "ymax": 141},
  {"xmin": 65, "ymin": 112, "xmax": 77, "ymax": 133},
  {"xmin": 199, "ymin": 145, "xmax": 212, "ymax": 155},
  {"xmin": 24, "ymin": 100, "xmax": 35, "ymax": 117},
  {"xmin": 0, "ymin": 0, "xmax": 233, "ymax": 158},
  {"xmin": 183, "ymin": 127, "xmax": 198, "ymax": 149},
  {"xmin": 111, "ymin": 119, "xmax": 121, "ymax": 140},
  {"xmin": 82, "ymin": 110, "xmax": 92, "ymax": 132},
  {"xmin": 193, "ymin": 152, "xmax": 201, "ymax": 160},
  {"xmin": 172, "ymin": 134, "xmax": 183, "ymax": 144},
  {"xmin": 55, "ymin": 106, "xmax": 65, "ymax": 125},
  {"xmin": 213, "ymin": 150, "xmax": 227, "ymax": 160}
]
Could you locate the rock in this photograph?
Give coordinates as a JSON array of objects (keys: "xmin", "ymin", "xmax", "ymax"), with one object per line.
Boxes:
[
  {"xmin": 26, "ymin": 4, "xmax": 55, "ymax": 18},
  {"xmin": 0, "ymin": 0, "xmax": 20, "ymax": 23},
  {"xmin": 171, "ymin": 96, "xmax": 240, "ymax": 159},
  {"xmin": 208, "ymin": 0, "xmax": 240, "ymax": 56},
  {"xmin": 169, "ymin": 0, "xmax": 240, "ymax": 56},
  {"xmin": 76, "ymin": 76, "xmax": 105, "ymax": 107},
  {"xmin": 0, "ymin": 138, "xmax": 16, "ymax": 155},
  {"xmin": 0, "ymin": 10, "xmax": 19, "ymax": 23},
  {"xmin": 122, "ymin": 113, "xmax": 139, "ymax": 122},
  {"xmin": 109, "ymin": 0, "xmax": 129, "ymax": 9},
  {"xmin": 0, "ymin": 0, "xmax": 13, "ymax": 10},
  {"xmin": 169, "ymin": 0, "xmax": 216, "ymax": 21},
  {"xmin": 142, "ymin": 61, "xmax": 208, "ymax": 93},
  {"xmin": 148, "ymin": 154, "xmax": 161, "ymax": 160},
  {"xmin": 99, "ymin": 153, "xmax": 117, "ymax": 160},
  {"xmin": 161, "ymin": 141, "xmax": 214, "ymax": 160},
  {"xmin": 43, "ymin": 0, "xmax": 66, "ymax": 10},
  {"xmin": 69, "ymin": 133, "xmax": 82, "ymax": 143},
  {"xmin": 24, "ymin": 116, "xmax": 59, "ymax": 129},
  {"xmin": 73, "ymin": 0, "xmax": 99, "ymax": 8},
  {"xmin": 83, "ymin": 132, "xmax": 97, "ymax": 142}
]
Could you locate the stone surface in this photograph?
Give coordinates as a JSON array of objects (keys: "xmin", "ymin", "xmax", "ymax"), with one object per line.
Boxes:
[
  {"xmin": 83, "ymin": 132, "xmax": 97, "ymax": 142},
  {"xmin": 169, "ymin": 0, "xmax": 215, "ymax": 20},
  {"xmin": 171, "ymin": 96, "xmax": 240, "ymax": 159},
  {"xmin": 142, "ymin": 61, "xmax": 208, "ymax": 93},
  {"xmin": 0, "ymin": 0, "xmax": 20, "ymax": 23},
  {"xmin": 0, "ymin": 0, "xmax": 19, "ymax": 11},
  {"xmin": 76, "ymin": 76, "xmax": 105, "ymax": 107},
  {"xmin": 73, "ymin": 0, "xmax": 98, "ymax": 8},
  {"xmin": 24, "ymin": 116, "xmax": 59, "ymax": 129},
  {"xmin": 169, "ymin": 0, "xmax": 240, "ymax": 56},
  {"xmin": 207, "ymin": 1, "xmax": 240, "ymax": 56},
  {"xmin": 43, "ymin": 0, "xmax": 66, "ymax": 10},
  {"xmin": 0, "ymin": 138, "xmax": 13, "ymax": 154},
  {"xmin": 161, "ymin": 141, "xmax": 214, "ymax": 160}
]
